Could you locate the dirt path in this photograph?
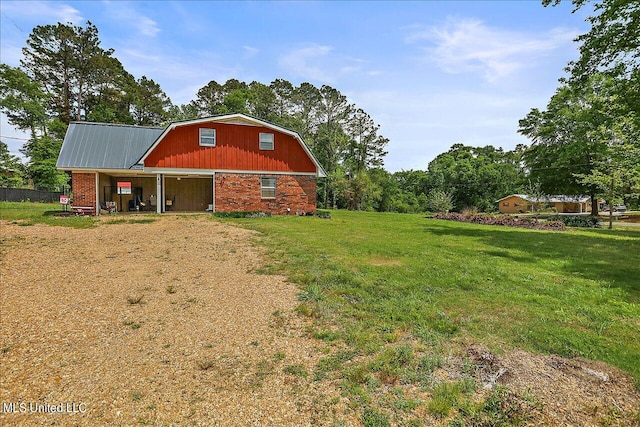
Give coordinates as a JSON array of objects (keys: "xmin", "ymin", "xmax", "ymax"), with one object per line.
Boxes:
[{"xmin": 0, "ymin": 216, "xmax": 340, "ymax": 426}]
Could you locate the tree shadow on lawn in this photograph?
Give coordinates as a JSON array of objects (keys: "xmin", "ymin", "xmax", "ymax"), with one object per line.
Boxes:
[{"xmin": 425, "ymin": 220, "xmax": 640, "ymax": 302}]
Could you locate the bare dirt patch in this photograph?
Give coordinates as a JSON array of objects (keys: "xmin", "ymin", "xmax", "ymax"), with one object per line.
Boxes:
[
  {"xmin": 0, "ymin": 216, "xmax": 345, "ymax": 426},
  {"xmin": 436, "ymin": 344, "xmax": 640, "ymax": 426}
]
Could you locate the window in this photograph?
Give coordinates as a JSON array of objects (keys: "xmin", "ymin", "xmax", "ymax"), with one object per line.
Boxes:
[
  {"xmin": 503, "ymin": 202, "xmax": 509, "ymax": 206},
  {"xmin": 261, "ymin": 177, "xmax": 276, "ymax": 199},
  {"xmin": 199, "ymin": 128, "xmax": 216, "ymax": 146},
  {"xmin": 259, "ymin": 133, "xmax": 274, "ymax": 150}
]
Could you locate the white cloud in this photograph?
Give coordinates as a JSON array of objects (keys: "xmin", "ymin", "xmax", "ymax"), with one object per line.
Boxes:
[
  {"xmin": 0, "ymin": 1, "xmax": 84, "ymax": 24},
  {"xmin": 100, "ymin": 1, "xmax": 159, "ymax": 38},
  {"xmin": 136, "ymin": 15, "xmax": 160, "ymax": 37},
  {"xmin": 279, "ymin": 44, "xmax": 335, "ymax": 82},
  {"xmin": 243, "ymin": 45, "xmax": 259, "ymax": 55},
  {"xmin": 0, "ymin": 40, "xmax": 23, "ymax": 65},
  {"xmin": 406, "ymin": 18, "xmax": 577, "ymax": 83},
  {"xmin": 278, "ymin": 44, "xmax": 378, "ymax": 83}
]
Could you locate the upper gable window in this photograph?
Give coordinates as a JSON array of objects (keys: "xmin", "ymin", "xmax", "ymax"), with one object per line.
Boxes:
[
  {"xmin": 199, "ymin": 128, "xmax": 216, "ymax": 147},
  {"xmin": 259, "ymin": 133, "xmax": 274, "ymax": 150}
]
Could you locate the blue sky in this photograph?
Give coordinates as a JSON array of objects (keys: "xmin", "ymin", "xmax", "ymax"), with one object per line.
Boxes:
[{"xmin": 0, "ymin": 1, "xmax": 591, "ymax": 172}]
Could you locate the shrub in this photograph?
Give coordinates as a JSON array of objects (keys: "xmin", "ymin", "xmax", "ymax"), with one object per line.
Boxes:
[
  {"xmin": 461, "ymin": 206, "xmax": 479, "ymax": 216},
  {"xmin": 547, "ymin": 215, "xmax": 600, "ymax": 228},
  {"xmin": 427, "ymin": 189, "xmax": 454, "ymax": 213},
  {"xmin": 213, "ymin": 211, "xmax": 271, "ymax": 218},
  {"xmin": 315, "ymin": 210, "xmax": 332, "ymax": 219}
]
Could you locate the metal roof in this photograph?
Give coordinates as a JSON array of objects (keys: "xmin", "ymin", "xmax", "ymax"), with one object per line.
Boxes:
[{"xmin": 57, "ymin": 122, "xmax": 164, "ymax": 170}]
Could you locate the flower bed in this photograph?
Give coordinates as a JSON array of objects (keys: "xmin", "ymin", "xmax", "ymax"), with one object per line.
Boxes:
[{"xmin": 433, "ymin": 212, "xmax": 566, "ymax": 231}]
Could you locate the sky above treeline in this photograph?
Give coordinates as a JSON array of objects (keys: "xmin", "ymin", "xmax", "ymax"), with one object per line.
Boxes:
[{"xmin": 0, "ymin": 0, "xmax": 592, "ymax": 172}]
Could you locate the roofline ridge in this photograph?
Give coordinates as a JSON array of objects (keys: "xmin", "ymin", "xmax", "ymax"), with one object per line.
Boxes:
[{"xmin": 69, "ymin": 121, "xmax": 164, "ymax": 130}]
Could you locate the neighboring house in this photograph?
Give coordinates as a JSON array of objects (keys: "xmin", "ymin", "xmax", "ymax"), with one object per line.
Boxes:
[
  {"xmin": 57, "ymin": 114, "xmax": 326, "ymax": 215},
  {"xmin": 497, "ymin": 194, "xmax": 595, "ymax": 214}
]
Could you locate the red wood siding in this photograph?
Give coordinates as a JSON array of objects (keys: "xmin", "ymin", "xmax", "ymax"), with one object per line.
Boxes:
[{"xmin": 144, "ymin": 122, "xmax": 317, "ymax": 173}]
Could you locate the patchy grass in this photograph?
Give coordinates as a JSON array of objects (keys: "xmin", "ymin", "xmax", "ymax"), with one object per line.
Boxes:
[
  {"xmin": 0, "ymin": 201, "xmax": 97, "ymax": 228},
  {"xmin": 126, "ymin": 295, "xmax": 144, "ymax": 305},
  {"xmin": 218, "ymin": 209, "xmax": 640, "ymax": 420},
  {"xmin": 0, "ymin": 201, "xmax": 158, "ymax": 228}
]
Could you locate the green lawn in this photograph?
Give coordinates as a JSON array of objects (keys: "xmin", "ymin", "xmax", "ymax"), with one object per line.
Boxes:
[
  {"xmin": 4, "ymin": 202, "xmax": 639, "ymax": 423},
  {"xmin": 223, "ymin": 210, "xmax": 640, "ymax": 423},
  {"xmin": 0, "ymin": 201, "xmax": 97, "ymax": 228}
]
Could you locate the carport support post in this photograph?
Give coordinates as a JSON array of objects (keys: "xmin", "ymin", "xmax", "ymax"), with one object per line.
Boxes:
[
  {"xmin": 211, "ymin": 172, "xmax": 215, "ymax": 213},
  {"xmin": 156, "ymin": 173, "xmax": 162, "ymax": 214}
]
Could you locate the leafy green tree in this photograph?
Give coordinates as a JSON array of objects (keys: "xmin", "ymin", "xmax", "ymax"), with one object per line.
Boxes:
[
  {"xmin": 247, "ymin": 81, "xmax": 276, "ymax": 121},
  {"xmin": 426, "ymin": 144, "xmax": 525, "ymax": 212},
  {"xmin": 576, "ymin": 123, "xmax": 640, "ymax": 228},
  {"xmin": 0, "ymin": 142, "xmax": 27, "ymax": 187},
  {"xmin": 0, "ymin": 64, "xmax": 49, "ymax": 137},
  {"xmin": 426, "ymin": 189, "xmax": 453, "ymax": 213},
  {"xmin": 20, "ymin": 135, "xmax": 67, "ymax": 190},
  {"xmin": 166, "ymin": 103, "xmax": 199, "ymax": 122},
  {"xmin": 20, "ymin": 21, "xmax": 123, "ymax": 124},
  {"xmin": 130, "ymin": 76, "xmax": 172, "ymax": 126},
  {"xmin": 85, "ymin": 56, "xmax": 136, "ymax": 124},
  {"xmin": 544, "ymin": 0, "xmax": 640, "ymax": 80},
  {"xmin": 519, "ymin": 73, "xmax": 629, "ymax": 215},
  {"xmin": 192, "ymin": 80, "xmax": 225, "ymax": 115},
  {"xmin": 345, "ymin": 108, "xmax": 388, "ymax": 173}
]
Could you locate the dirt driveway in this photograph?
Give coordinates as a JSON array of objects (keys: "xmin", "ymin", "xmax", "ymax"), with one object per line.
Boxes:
[{"xmin": 0, "ymin": 216, "xmax": 340, "ymax": 426}]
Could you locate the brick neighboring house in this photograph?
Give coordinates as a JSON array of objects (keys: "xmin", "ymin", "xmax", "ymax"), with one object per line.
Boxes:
[
  {"xmin": 57, "ymin": 114, "xmax": 326, "ymax": 215},
  {"xmin": 496, "ymin": 194, "xmax": 595, "ymax": 214}
]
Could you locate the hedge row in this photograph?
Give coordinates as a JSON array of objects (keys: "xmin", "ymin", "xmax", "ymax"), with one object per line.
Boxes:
[{"xmin": 433, "ymin": 212, "xmax": 567, "ymax": 230}]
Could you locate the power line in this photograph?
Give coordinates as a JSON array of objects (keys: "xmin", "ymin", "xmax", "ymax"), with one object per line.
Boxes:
[{"xmin": 0, "ymin": 135, "xmax": 30, "ymax": 141}]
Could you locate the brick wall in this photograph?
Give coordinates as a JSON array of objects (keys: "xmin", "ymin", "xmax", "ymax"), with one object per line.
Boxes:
[
  {"xmin": 215, "ymin": 173, "xmax": 317, "ymax": 215},
  {"xmin": 71, "ymin": 172, "xmax": 97, "ymax": 214}
]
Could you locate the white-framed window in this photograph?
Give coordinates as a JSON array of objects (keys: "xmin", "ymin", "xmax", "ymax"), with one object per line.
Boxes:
[
  {"xmin": 199, "ymin": 128, "xmax": 216, "ymax": 146},
  {"xmin": 261, "ymin": 177, "xmax": 276, "ymax": 199},
  {"xmin": 503, "ymin": 202, "xmax": 509, "ymax": 206},
  {"xmin": 259, "ymin": 133, "xmax": 274, "ymax": 150}
]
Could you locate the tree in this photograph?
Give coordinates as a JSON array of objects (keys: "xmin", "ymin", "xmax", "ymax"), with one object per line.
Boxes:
[
  {"xmin": 20, "ymin": 135, "xmax": 67, "ymax": 190},
  {"xmin": 85, "ymin": 55, "xmax": 136, "ymax": 124},
  {"xmin": 0, "ymin": 142, "xmax": 27, "ymax": 187},
  {"xmin": 0, "ymin": 64, "xmax": 49, "ymax": 137},
  {"xmin": 576, "ymin": 124, "xmax": 640, "ymax": 228},
  {"xmin": 426, "ymin": 144, "xmax": 526, "ymax": 212},
  {"xmin": 166, "ymin": 103, "xmax": 199, "ymax": 122},
  {"xmin": 130, "ymin": 76, "xmax": 172, "ymax": 126},
  {"xmin": 345, "ymin": 108, "xmax": 388, "ymax": 173},
  {"xmin": 544, "ymin": 0, "xmax": 640, "ymax": 81},
  {"xmin": 519, "ymin": 73, "xmax": 628, "ymax": 215},
  {"xmin": 426, "ymin": 189, "xmax": 453, "ymax": 213},
  {"xmin": 192, "ymin": 80, "xmax": 225, "ymax": 116},
  {"xmin": 247, "ymin": 81, "xmax": 276, "ymax": 121},
  {"xmin": 21, "ymin": 21, "xmax": 122, "ymax": 124}
]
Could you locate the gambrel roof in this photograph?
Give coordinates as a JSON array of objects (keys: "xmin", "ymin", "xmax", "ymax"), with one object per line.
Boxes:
[{"xmin": 57, "ymin": 114, "xmax": 326, "ymax": 177}]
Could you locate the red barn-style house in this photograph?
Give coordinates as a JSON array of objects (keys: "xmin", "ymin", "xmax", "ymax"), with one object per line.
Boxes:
[{"xmin": 57, "ymin": 114, "xmax": 326, "ymax": 215}]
